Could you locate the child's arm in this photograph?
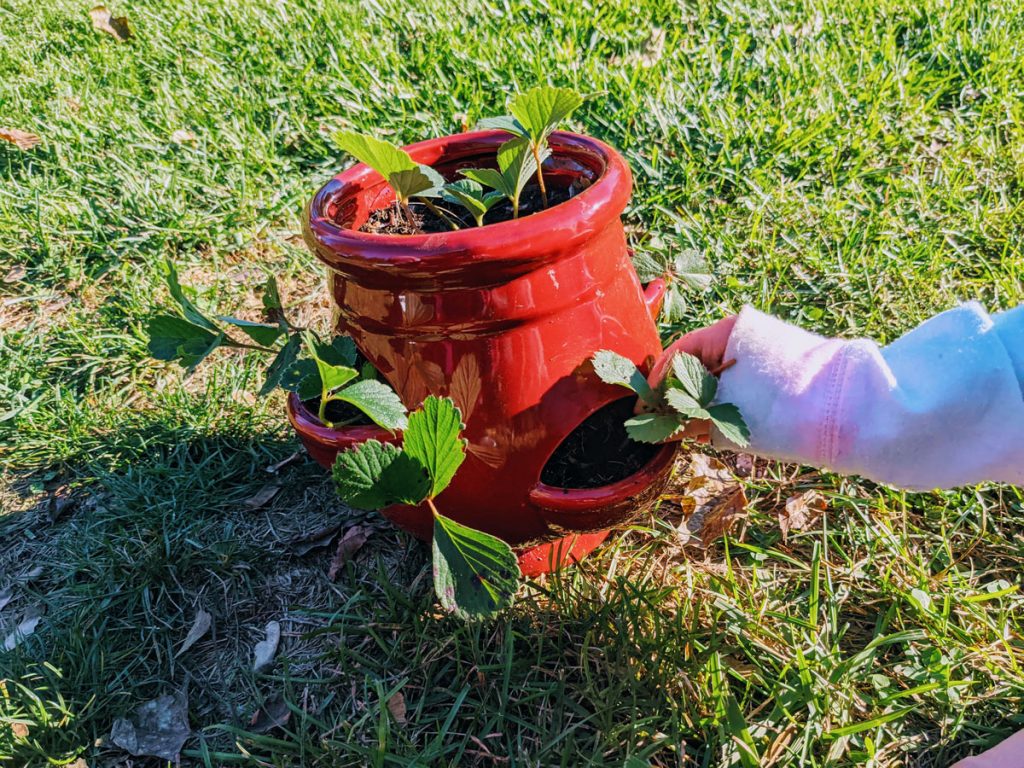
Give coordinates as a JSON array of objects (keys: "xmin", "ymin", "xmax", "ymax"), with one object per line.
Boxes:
[{"xmin": 660, "ymin": 302, "xmax": 1024, "ymax": 490}]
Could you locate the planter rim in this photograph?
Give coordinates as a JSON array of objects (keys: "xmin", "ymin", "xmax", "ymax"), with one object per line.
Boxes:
[
  {"xmin": 286, "ymin": 392, "xmax": 396, "ymax": 449},
  {"xmin": 304, "ymin": 130, "xmax": 632, "ymax": 276}
]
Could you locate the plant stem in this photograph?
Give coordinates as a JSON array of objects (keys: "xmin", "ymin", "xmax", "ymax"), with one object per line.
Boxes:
[
  {"xmin": 426, "ymin": 497, "xmax": 440, "ymax": 518},
  {"xmin": 419, "ymin": 198, "xmax": 460, "ymax": 231},
  {"xmin": 512, "ymin": 196, "xmax": 519, "ymax": 219},
  {"xmin": 318, "ymin": 390, "xmax": 330, "ymax": 426},
  {"xmin": 532, "ymin": 142, "xmax": 548, "ymax": 208},
  {"xmin": 398, "ymin": 199, "xmax": 421, "ymax": 233}
]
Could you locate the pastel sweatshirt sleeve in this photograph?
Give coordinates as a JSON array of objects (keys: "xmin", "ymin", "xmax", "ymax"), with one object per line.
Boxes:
[{"xmin": 712, "ymin": 302, "xmax": 1024, "ymax": 490}]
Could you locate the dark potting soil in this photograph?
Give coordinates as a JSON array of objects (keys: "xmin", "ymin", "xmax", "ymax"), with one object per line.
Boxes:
[
  {"xmin": 358, "ymin": 184, "xmax": 576, "ymax": 235},
  {"xmin": 540, "ymin": 398, "xmax": 661, "ymax": 490},
  {"xmin": 305, "ymin": 397, "xmax": 372, "ymax": 426}
]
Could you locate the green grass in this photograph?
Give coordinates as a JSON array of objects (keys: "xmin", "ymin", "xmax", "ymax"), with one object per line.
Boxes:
[{"xmin": 2, "ymin": 0, "xmax": 1024, "ymax": 765}]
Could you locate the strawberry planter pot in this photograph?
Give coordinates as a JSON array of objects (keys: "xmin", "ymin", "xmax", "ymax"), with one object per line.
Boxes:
[{"xmin": 291, "ymin": 130, "xmax": 677, "ymax": 576}]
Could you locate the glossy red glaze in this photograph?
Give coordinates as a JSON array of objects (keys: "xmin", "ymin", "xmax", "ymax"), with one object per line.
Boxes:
[{"xmin": 296, "ymin": 131, "xmax": 677, "ymax": 573}]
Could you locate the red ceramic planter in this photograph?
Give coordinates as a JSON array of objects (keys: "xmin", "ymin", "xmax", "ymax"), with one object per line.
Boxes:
[{"xmin": 294, "ymin": 130, "xmax": 677, "ymax": 576}]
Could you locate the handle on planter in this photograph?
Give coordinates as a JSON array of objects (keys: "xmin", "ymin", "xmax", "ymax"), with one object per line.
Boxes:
[{"xmin": 643, "ymin": 278, "xmax": 668, "ymax": 322}]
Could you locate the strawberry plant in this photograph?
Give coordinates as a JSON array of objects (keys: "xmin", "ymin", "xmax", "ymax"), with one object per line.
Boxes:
[
  {"xmin": 333, "ymin": 396, "xmax": 522, "ymax": 620},
  {"xmin": 478, "ymin": 86, "xmax": 584, "ymax": 207},
  {"xmin": 592, "ymin": 350, "xmax": 750, "ymax": 446},
  {"xmin": 146, "ymin": 262, "xmax": 406, "ymax": 431},
  {"xmin": 458, "ymin": 138, "xmax": 542, "ymax": 221}
]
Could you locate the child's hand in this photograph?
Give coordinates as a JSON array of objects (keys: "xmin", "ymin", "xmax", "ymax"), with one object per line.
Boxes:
[{"xmin": 637, "ymin": 315, "xmax": 738, "ymax": 442}]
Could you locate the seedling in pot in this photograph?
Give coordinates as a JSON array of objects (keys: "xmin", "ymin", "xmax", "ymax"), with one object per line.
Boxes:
[
  {"xmin": 477, "ymin": 85, "xmax": 584, "ymax": 207},
  {"xmin": 441, "ymin": 179, "xmax": 504, "ymax": 227},
  {"xmin": 146, "ymin": 261, "xmax": 406, "ymax": 432},
  {"xmin": 592, "ymin": 350, "xmax": 750, "ymax": 446},
  {"xmin": 331, "ymin": 131, "xmax": 453, "ymax": 232},
  {"xmin": 459, "ymin": 137, "xmax": 542, "ymax": 220},
  {"xmin": 334, "ymin": 396, "xmax": 521, "ymax": 620}
]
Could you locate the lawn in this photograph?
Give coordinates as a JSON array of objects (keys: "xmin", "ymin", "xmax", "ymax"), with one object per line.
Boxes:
[{"xmin": 2, "ymin": 0, "xmax": 1024, "ymax": 765}]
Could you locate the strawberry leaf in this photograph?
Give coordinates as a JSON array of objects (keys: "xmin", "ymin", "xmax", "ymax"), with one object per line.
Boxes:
[
  {"xmin": 708, "ymin": 403, "xmax": 750, "ymax": 447},
  {"xmin": 508, "ymin": 86, "xmax": 583, "ymax": 141},
  {"xmin": 403, "ymin": 396, "xmax": 465, "ymax": 497},
  {"xmin": 624, "ymin": 413, "xmax": 682, "ymax": 444},
  {"xmin": 432, "ymin": 511, "xmax": 521, "ymax": 620},
  {"xmin": 333, "ymin": 440, "xmax": 430, "ymax": 510},
  {"xmin": 335, "ymin": 379, "xmax": 408, "ymax": 432},
  {"xmin": 592, "ymin": 350, "xmax": 657, "ymax": 405}
]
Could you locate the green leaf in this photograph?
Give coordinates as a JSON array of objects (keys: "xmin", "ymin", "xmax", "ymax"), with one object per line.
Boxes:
[
  {"xmin": 262, "ymin": 275, "xmax": 283, "ymax": 312},
  {"xmin": 432, "ymin": 511, "xmax": 521, "ymax": 620},
  {"xmin": 708, "ymin": 403, "xmax": 750, "ymax": 447},
  {"xmin": 403, "ymin": 396, "xmax": 465, "ymax": 497},
  {"xmin": 317, "ymin": 336, "xmax": 358, "ymax": 368},
  {"xmin": 460, "ymin": 167, "xmax": 512, "ymax": 199},
  {"xmin": 332, "ymin": 130, "xmax": 437, "ymax": 203},
  {"xmin": 497, "ymin": 136, "xmax": 542, "ymax": 200},
  {"xmin": 388, "ymin": 165, "xmax": 444, "ymax": 201},
  {"xmin": 303, "ymin": 331, "xmax": 358, "ymax": 394},
  {"xmin": 333, "ymin": 440, "xmax": 430, "ymax": 510},
  {"xmin": 217, "ymin": 316, "xmax": 284, "ymax": 346},
  {"xmin": 332, "ymin": 130, "xmax": 416, "ymax": 179},
  {"xmin": 279, "ymin": 358, "xmax": 321, "ymax": 400},
  {"xmin": 164, "ymin": 261, "xmax": 220, "ymax": 332},
  {"xmin": 624, "ymin": 413, "xmax": 682, "ymax": 444},
  {"xmin": 442, "ymin": 179, "xmax": 503, "ymax": 225},
  {"xmin": 260, "ymin": 333, "xmax": 300, "ymax": 396},
  {"xmin": 474, "ymin": 115, "xmax": 526, "ymax": 135},
  {"xmin": 670, "ymin": 352, "xmax": 718, "ymax": 405},
  {"xmin": 147, "ymin": 314, "xmax": 222, "ymax": 369},
  {"xmin": 665, "ymin": 389, "xmax": 711, "ymax": 420},
  {"xmin": 591, "ymin": 350, "xmax": 656, "ymax": 405},
  {"xmin": 335, "ymin": 379, "xmax": 408, "ymax": 432},
  {"xmin": 672, "ymin": 249, "xmax": 713, "ymax": 291},
  {"xmin": 508, "ymin": 86, "xmax": 583, "ymax": 141}
]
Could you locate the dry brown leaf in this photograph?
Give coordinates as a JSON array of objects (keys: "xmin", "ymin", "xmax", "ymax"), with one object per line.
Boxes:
[
  {"xmin": 286, "ymin": 523, "xmax": 340, "ymax": 556},
  {"xmin": 678, "ymin": 454, "xmax": 748, "ymax": 547},
  {"xmin": 3, "ymin": 606, "xmax": 42, "ymax": 651},
  {"xmin": 89, "ymin": 6, "xmax": 133, "ymax": 41},
  {"xmin": 265, "ymin": 451, "xmax": 300, "ymax": 474},
  {"xmin": 248, "ymin": 694, "xmax": 290, "ymax": 733},
  {"xmin": 170, "ymin": 129, "xmax": 197, "ymax": 145},
  {"xmin": 244, "ymin": 484, "xmax": 281, "ymax": 510},
  {"xmin": 0, "ymin": 586, "xmax": 12, "ymax": 614},
  {"xmin": 387, "ymin": 692, "xmax": 407, "ymax": 725},
  {"xmin": 0, "ymin": 129, "xmax": 41, "ymax": 151},
  {"xmin": 778, "ymin": 490, "xmax": 827, "ymax": 542},
  {"xmin": 328, "ymin": 526, "xmax": 368, "ymax": 580},
  {"xmin": 252, "ymin": 620, "xmax": 281, "ymax": 672},
  {"xmin": 4, "ymin": 265, "xmax": 27, "ymax": 282},
  {"xmin": 111, "ymin": 692, "xmax": 189, "ymax": 761},
  {"xmin": 174, "ymin": 609, "xmax": 211, "ymax": 658},
  {"xmin": 11, "ymin": 721, "xmax": 29, "ymax": 740}
]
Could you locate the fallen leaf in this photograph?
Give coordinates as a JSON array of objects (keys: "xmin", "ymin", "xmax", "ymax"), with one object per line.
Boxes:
[
  {"xmin": 89, "ymin": 6, "xmax": 133, "ymax": 41},
  {"xmin": 174, "ymin": 609, "xmax": 211, "ymax": 658},
  {"xmin": 327, "ymin": 526, "xmax": 368, "ymax": 580},
  {"xmin": 286, "ymin": 524, "xmax": 340, "ymax": 556},
  {"xmin": 244, "ymin": 484, "xmax": 281, "ymax": 510},
  {"xmin": 734, "ymin": 453, "xmax": 755, "ymax": 478},
  {"xmin": 110, "ymin": 692, "xmax": 190, "ymax": 761},
  {"xmin": 0, "ymin": 129, "xmax": 41, "ymax": 150},
  {"xmin": 170, "ymin": 129, "xmax": 197, "ymax": 145},
  {"xmin": 230, "ymin": 389, "xmax": 256, "ymax": 406},
  {"xmin": 248, "ymin": 694, "xmax": 290, "ymax": 733},
  {"xmin": 677, "ymin": 454, "xmax": 748, "ymax": 547},
  {"xmin": 252, "ymin": 620, "xmax": 281, "ymax": 672},
  {"xmin": 265, "ymin": 451, "xmax": 300, "ymax": 474},
  {"xmin": 3, "ymin": 606, "xmax": 43, "ymax": 650},
  {"xmin": 47, "ymin": 486, "xmax": 79, "ymax": 523},
  {"xmin": 11, "ymin": 721, "xmax": 28, "ymax": 740},
  {"xmin": 386, "ymin": 692, "xmax": 407, "ymax": 725},
  {"xmin": 778, "ymin": 490, "xmax": 827, "ymax": 542},
  {"xmin": 0, "ymin": 586, "xmax": 13, "ymax": 613},
  {"xmin": 68, "ymin": 760, "xmax": 88, "ymax": 768},
  {"xmin": 4, "ymin": 265, "xmax": 27, "ymax": 282},
  {"xmin": 22, "ymin": 566, "xmax": 44, "ymax": 583}
]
